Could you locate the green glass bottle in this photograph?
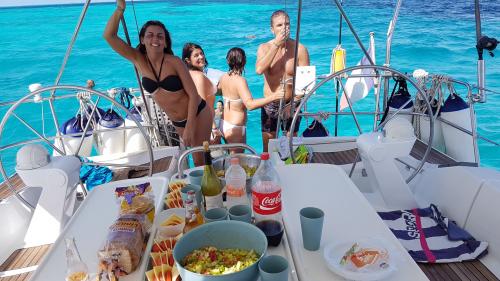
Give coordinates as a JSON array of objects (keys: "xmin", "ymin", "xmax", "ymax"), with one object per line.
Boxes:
[{"xmin": 201, "ymin": 141, "xmax": 223, "ymax": 211}]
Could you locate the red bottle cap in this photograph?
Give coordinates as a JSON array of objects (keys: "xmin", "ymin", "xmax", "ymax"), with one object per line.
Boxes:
[{"xmin": 261, "ymin": 153, "xmax": 270, "ymax": 160}]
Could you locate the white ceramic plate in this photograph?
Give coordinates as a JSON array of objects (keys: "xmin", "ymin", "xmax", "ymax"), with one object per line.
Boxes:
[{"xmin": 323, "ymin": 237, "xmax": 398, "ymax": 281}]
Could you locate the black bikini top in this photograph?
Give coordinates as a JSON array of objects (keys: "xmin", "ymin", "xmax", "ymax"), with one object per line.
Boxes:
[{"xmin": 142, "ymin": 54, "xmax": 183, "ymax": 93}]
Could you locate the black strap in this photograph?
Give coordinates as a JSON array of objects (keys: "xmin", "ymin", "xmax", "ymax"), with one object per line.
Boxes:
[
  {"xmin": 379, "ymin": 79, "xmax": 400, "ymax": 125},
  {"xmin": 146, "ymin": 54, "xmax": 165, "ymax": 83}
]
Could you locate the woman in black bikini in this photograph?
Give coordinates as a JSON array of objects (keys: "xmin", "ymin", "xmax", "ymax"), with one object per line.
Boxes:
[
  {"xmin": 104, "ymin": 0, "xmax": 212, "ymax": 165},
  {"xmin": 182, "ymin": 43, "xmax": 215, "ymax": 111}
]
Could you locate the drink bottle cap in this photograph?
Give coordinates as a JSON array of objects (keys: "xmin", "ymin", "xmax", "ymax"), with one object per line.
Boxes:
[
  {"xmin": 230, "ymin": 157, "xmax": 240, "ymax": 165},
  {"xmin": 260, "ymin": 152, "xmax": 270, "ymax": 160}
]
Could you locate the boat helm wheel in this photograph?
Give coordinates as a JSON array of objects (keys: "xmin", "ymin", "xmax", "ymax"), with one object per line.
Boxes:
[
  {"xmin": 0, "ymin": 85, "xmax": 154, "ymax": 210},
  {"xmin": 288, "ymin": 65, "xmax": 435, "ymax": 184}
]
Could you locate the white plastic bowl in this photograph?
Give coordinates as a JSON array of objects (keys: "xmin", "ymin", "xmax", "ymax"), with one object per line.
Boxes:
[{"xmin": 156, "ymin": 208, "xmax": 186, "ymax": 238}]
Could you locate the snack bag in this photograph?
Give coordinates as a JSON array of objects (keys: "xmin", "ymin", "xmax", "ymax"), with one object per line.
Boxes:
[{"xmin": 115, "ymin": 182, "xmax": 155, "ymax": 228}]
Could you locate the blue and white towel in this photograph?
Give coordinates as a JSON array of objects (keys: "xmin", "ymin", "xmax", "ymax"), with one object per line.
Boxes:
[{"xmin": 378, "ymin": 204, "xmax": 488, "ymax": 263}]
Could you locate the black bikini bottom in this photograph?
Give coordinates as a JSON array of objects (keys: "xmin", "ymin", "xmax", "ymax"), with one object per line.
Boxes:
[{"xmin": 171, "ymin": 99, "xmax": 206, "ymax": 128}]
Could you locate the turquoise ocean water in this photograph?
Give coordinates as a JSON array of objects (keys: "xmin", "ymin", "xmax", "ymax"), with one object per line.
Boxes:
[{"xmin": 0, "ymin": 0, "xmax": 499, "ymax": 176}]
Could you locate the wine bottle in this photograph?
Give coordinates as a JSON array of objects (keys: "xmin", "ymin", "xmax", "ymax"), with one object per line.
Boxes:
[{"xmin": 201, "ymin": 141, "xmax": 223, "ymax": 211}]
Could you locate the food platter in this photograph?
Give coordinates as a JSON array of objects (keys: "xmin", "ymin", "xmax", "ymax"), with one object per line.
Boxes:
[{"xmin": 323, "ymin": 238, "xmax": 398, "ymax": 281}]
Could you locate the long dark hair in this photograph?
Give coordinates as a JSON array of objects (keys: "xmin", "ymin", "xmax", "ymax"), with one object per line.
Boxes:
[
  {"xmin": 226, "ymin": 47, "xmax": 246, "ymax": 76},
  {"xmin": 182, "ymin": 42, "xmax": 209, "ymax": 71},
  {"xmin": 137, "ymin": 20, "xmax": 173, "ymax": 55}
]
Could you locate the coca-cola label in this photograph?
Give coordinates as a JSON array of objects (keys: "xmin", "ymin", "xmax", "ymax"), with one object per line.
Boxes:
[{"xmin": 252, "ymin": 190, "xmax": 281, "ymax": 215}]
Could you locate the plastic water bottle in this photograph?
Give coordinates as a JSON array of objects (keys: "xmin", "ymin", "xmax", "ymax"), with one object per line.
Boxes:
[
  {"xmin": 225, "ymin": 157, "xmax": 248, "ymax": 208},
  {"xmin": 251, "ymin": 152, "xmax": 283, "ymax": 247}
]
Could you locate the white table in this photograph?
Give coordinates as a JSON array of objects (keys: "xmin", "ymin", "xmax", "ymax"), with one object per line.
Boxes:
[
  {"xmin": 277, "ymin": 164, "xmax": 429, "ymax": 281},
  {"xmin": 31, "ymin": 170, "xmax": 299, "ymax": 281},
  {"xmin": 172, "ymin": 168, "xmax": 300, "ymax": 281},
  {"xmin": 30, "ymin": 176, "xmax": 168, "ymax": 281}
]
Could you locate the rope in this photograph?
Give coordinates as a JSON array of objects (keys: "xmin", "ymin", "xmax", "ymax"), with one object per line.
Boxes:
[
  {"xmin": 412, "ymin": 75, "xmax": 450, "ymax": 138},
  {"xmin": 130, "ymin": 0, "xmax": 140, "ymax": 36},
  {"xmin": 116, "ymin": 87, "xmax": 135, "ymax": 110}
]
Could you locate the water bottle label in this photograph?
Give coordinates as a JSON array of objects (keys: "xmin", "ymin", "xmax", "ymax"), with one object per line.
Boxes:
[
  {"xmin": 226, "ymin": 185, "xmax": 245, "ymax": 197},
  {"xmin": 204, "ymin": 194, "xmax": 223, "ymax": 210},
  {"xmin": 252, "ymin": 190, "xmax": 281, "ymax": 215}
]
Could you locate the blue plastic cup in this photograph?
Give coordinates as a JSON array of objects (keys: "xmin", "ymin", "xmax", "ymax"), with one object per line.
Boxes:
[
  {"xmin": 188, "ymin": 169, "xmax": 204, "ymax": 186},
  {"xmin": 180, "ymin": 184, "xmax": 202, "ymax": 209},
  {"xmin": 228, "ymin": 204, "xmax": 252, "ymax": 223},
  {"xmin": 204, "ymin": 207, "xmax": 228, "ymax": 223},
  {"xmin": 299, "ymin": 207, "xmax": 325, "ymax": 251},
  {"xmin": 259, "ymin": 255, "xmax": 289, "ymax": 281}
]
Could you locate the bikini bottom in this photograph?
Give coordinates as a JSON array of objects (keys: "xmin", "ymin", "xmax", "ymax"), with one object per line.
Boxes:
[
  {"xmin": 219, "ymin": 119, "xmax": 246, "ymax": 137},
  {"xmin": 171, "ymin": 99, "xmax": 206, "ymax": 128}
]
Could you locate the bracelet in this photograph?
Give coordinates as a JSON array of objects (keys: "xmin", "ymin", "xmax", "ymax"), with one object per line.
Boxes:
[{"xmin": 116, "ymin": 6, "xmax": 125, "ymax": 12}]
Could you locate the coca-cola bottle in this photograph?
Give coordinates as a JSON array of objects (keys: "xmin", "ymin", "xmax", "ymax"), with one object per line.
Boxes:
[{"xmin": 252, "ymin": 152, "xmax": 283, "ymax": 247}]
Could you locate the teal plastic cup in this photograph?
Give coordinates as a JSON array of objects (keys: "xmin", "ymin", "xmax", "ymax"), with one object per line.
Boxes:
[
  {"xmin": 259, "ymin": 255, "xmax": 289, "ymax": 281},
  {"xmin": 299, "ymin": 207, "xmax": 325, "ymax": 251},
  {"xmin": 180, "ymin": 184, "xmax": 202, "ymax": 209},
  {"xmin": 228, "ymin": 204, "xmax": 252, "ymax": 223},
  {"xmin": 188, "ymin": 169, "xmax": 204, "ymax": 186},
  {"xmin": 204, "ymin": 207, "xmax": 228, "ymax": 223}
]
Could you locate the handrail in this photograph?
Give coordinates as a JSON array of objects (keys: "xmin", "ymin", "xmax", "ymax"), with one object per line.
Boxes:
[
  {"xmin": 0, "ymin": 125, "xmax": 155, "ymax": 152},
  {"xmin": 288, "ymin": 0, "xmax": 303, "ymax": 138},
  {"xmin": 52, "ymin": 0, "xmax": 91, "ymax": 89},
  {"xmin": 176, "ymin": 143, "xmax": 257, "ymax": 179},
  {"xmin": 288, "ymin": 65, "xmax": 435, "ymax": 184},
  {"xmin": 0, "ymin": 85, "xmax": 154, "ymax": 210},
  {"xmin": 47, "ymin": 0, "xmax": 92, "ymax": 155}
]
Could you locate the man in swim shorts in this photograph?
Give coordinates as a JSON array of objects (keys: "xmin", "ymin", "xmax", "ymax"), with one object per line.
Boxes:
[{"xmin": 256, "ymin": 10, "xmax": 310, "ymax": 152}]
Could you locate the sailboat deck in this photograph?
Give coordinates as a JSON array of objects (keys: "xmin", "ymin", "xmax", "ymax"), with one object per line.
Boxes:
[
  {"xmin": 0, "ymin": 245, "xmax": 51, "ymax": 281},
  {"xmin": 0, "ymin": 175, "xmax": 26, "ymax": 201},
  {"xmin": 311, "ymin": 139, "xmax": 457, "ymax": 166},
  {"xmin": 0, "ymin": 156, "xmax": 173, "ymax": 200},
  {"xmin": 0, "ymin": 156, "xmax": 172, "ymax": 281},
  {"xmin": 311, "ymin": 141, "xmax": 498, "ymax": 281},
  {"xmin": 418, "ymin": 261, "xmax": 499, "ymax": 281}
]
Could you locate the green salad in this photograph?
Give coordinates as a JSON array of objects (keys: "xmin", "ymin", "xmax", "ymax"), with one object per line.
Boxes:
[{"xmin": 182, "ymin": 246, "xmax": 259, "ymax": 275}]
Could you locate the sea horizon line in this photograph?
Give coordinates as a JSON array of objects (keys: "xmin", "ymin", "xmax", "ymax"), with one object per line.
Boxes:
[{"xmin": 0, "ymin": 0, "xmax": 152, "ymax": 9}]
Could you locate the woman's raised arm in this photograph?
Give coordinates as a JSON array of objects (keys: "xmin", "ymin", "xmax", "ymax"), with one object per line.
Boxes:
[
  {"xmin": 238, "ymin": 77, "xmax": 283, "ymax": 110},
  {"xmin": 103, "ymin": 0, "xmax": 140, "ymax": 62}
]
